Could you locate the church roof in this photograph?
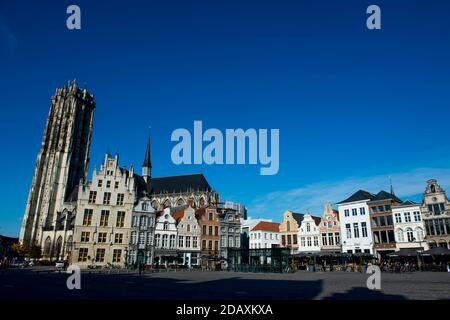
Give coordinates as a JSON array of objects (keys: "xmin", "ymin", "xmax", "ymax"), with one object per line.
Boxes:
[{"xmin": 135, "ymin": 173, "xmax": 213, "ymax": 197}]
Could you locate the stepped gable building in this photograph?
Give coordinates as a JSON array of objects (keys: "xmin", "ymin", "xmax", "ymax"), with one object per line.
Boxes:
[
  {"xmin": 421, "ymin": 179, "xmax": 450, "ymax": 249},
  {"xmin": 319, "ymin": 203, "xmax": 341, "ymax": 253},
  {"xmin": 20, "ymin": 81, "xmax": 95, "ymax": 252},
  {"xmin": 337, "ymin": 190, "xmax": 375, "ymax": 254},
  {"xmin": 174, "ymin": 204, "xmax": 202, "ymax": 268},
  {"xmin": 368, "ymin": 190, "xmax": 402, "ymax": 258},
  {"xmin": 279, "ymin": 210, "xmax": 305, "ymax": 253}
]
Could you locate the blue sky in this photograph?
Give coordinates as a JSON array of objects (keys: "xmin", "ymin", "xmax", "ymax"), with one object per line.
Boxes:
[{"xmin": 1, "ymin": 0, "xmax": 450, "ymax": 236}]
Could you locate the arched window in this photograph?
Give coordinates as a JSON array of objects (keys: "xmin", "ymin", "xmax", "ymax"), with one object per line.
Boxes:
[
  {"xmin": 163, "ymin": 199, "xmax": 171, "ymax": 208},
  {"xmin": 406, "ymin": 228, "xmax": 414, "ymax": 242},
  {"xmin": 396, "ymin": 229, "xmax": 404, "ymax": 242},
  {"xmin": 177, "ymin": 198, "xmax": 185, "ymax": 206},
  {"xmin": 151, "ymin": 200, "xmax": 158, "ymax": 209},
  {"xmin": 66, "ymin": 236, "xmax": 73, "ymax": 253},
  {"xmin": 306, "ymin": 223, "xmax": 310, "ymax": 232},
  {"xmin": 44, "ymin": 237, "xmax": 52, "ymax": 257},
  {"xmin": 287, "ymin": 221, "xmax": 291, "ymax": 232},
  {"xmin": 142, "ymin": 202, "xmax": 148, "ymax": 211},
  {"xmin": 199, "ymin": 197, "xmax": 206, "ymax": 207},
  {"xmin": 55, "ymin": 236, "xmax": 63, "ymax": 259},
  {"xmin": 415, "ymin": 227, "xmax": 424, "ymax": 241},
  {"xmin": 431, "ymin": 184, "xmax": 436, "ymax": 193}
]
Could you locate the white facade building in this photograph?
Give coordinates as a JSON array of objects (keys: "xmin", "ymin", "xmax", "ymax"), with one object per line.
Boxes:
[
  {"xmin": 154, "ymin": 207, "xmax": 178, "ymax": 266},
  {"xmin": 337, "ymin": 190, "xmax": 375, "ymax": 254},
  {"xmin": 392, "ymin": 201, "xmax": 428, "ymax": 251},
  {"xmin": 249, "ymin": 221, "xmax": 280, "ymax": 249},
  {"xmin": 297, "ymin": 214, "xmax": 321, "ymax": 252}
]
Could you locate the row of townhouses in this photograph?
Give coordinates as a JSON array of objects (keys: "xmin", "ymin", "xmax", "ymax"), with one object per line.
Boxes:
[
  {"xmin": 19, "ymin": 82, "xmax": 450, "ymax": 267},
  {"xmin": 250, "ymin": 180, "xmax": 450, "ymax": 258}
]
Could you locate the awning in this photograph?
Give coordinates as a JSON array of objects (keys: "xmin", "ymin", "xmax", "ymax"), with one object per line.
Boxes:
[
  {"xmin": 421, "ymin": 247, "xmax": 450, "ymax": 256},
  {"xmin": 387, "ymin": 249, "xmax": 419, "ymax": 257}
]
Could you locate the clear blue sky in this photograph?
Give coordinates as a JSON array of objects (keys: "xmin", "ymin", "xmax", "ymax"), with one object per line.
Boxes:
[{"xmin": 1, "ymin": 0, "xmax": 450, "ymax": 237}]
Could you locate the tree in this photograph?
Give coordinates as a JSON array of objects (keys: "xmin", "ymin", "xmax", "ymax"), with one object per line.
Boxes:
[
  {"xmin": 29, "ymin": 245, "xmax": 42, "ymax": 259},
  {"xmin": 11, "ymin": 243, "xmax": 28, "ymax": 258}
]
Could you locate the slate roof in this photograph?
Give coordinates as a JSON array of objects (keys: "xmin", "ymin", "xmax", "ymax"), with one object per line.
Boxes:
[
  {"xmin": 370, "ymin": 190, "xmax": 402, "ymax": 203},
  {"xmin": 337, "ymin": 190, "xmax": 375, "ymax": 204},
  {"xmin": 292, "ymin": 212, "xmax": 305, "ymax": 225},
  {"xmin": 135, "ymin": 173, "xmax": 212, "ymax": 197},
  {"xmin": 396, "ymin": 200, "xmax": 418, "ymax": 207}
]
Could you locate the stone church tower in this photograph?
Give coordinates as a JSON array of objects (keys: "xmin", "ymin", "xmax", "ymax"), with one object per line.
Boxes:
[{"xmin": 19, "ymin": 81, "xmax": 95, "ymax": 250}]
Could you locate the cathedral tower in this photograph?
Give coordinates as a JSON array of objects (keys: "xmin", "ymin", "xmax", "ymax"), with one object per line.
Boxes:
[{"xmin": 19, "ymin": 81, "xmax": 95, "ymax": 249}]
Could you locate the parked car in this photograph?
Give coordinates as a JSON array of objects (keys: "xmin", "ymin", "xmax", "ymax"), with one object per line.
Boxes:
[
  {"xmin": 11, "ymin": 259, "xmax": 29, "ymax": 268},
  {"xmin": 55, "ymin": 261, "xmax": 65, "ymax": 269}
]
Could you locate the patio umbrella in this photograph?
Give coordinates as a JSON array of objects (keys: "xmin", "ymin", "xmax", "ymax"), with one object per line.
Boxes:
[
  {"xmin": 387, "ymin": 249, "xmax": 419, "ymax": 258},
  {"xmin": 421, "ymin": 247, "xmax": 450, "ymax": 256}
]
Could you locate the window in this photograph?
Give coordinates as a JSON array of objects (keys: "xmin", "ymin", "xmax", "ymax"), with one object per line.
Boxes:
[
  {"xmin": 186, "ymin": 236, "xmax": 191, "ymax": 248},
  {"xmin": 235, "ymin": 236, "xmax": 240, "ymax": 247},
  {"xmin": 209, "ymin": 212, "xmax": 213, "ymax": 220},
  {"xmin": 140, "ymin": 216, "xmax": 147, "ymax": 229},
  {"xmin": 139, "ymin": 233, "xmax": 146, "ymax": 245},
  {"xmin": 98, "ymin": 180, "xmax": 103, "ymax": 188},
  {"xmin": 81, "ymin": 231, "xmax": 90, "ymax": 242},
  {"xmin": 314, "ymin": 236, "xmax": 319, "ymax": 246},
  {"xmin": 306, "ymin": 223, "xmax": 310, "ymax": 232},
  {"xmin": 334, "ymin": 233, "xmax": 340, "ymax": 245},
  {"xmin": 132, "ymin": 216, "xmax": 138, "ymax": 227},
  {"xmin": 371, "ymin": 207, "xmax": 377, "ymax": 213},
  {"xmin": 328, "ymin": 233, "xmax": 334, "ymax": 245},
  {"xmin": 385, "ymin": 205, "xmax": 391, "ymax": 211},
  {"xmin": 287, "ymin": 221, "xmax": 291, "ymax": 232},
  {"xmin": 386, "ymin": 215, "xmax": 393, "ymax": 226},
  {"xmin": 228, "ymin": 235, "xmax": 234, "ymax": 247},
  {"xmin": 301, "ymin": 237, "xmax": 305, "ymax": 247},
  {"xmin": 155, "ymin": 234, "xmax": 161, "ymax": 247},
  {"xmin": 103, "ymin": 192, "xmax": 111, "ymax": 205},
  {"xmin": 372, "ymin": 217, "xmax": 378, "ymax": 226},
  {"xmin": 83, "ymin": 209, "xmax": 93, "ymax": 226},
  {"xmin": 360, "ymin": 207, "xmax": 366, "ymax": 215},
  {"xmin": 78, "ymin": 248, "xmax": 88, "ymax": 262},
  {"xmin": 162, "ymin": 234, "xmax": 168, "ymax": 248},
  {"xmin": 352, "ymin": 208, "xmax": 357, "ymax": 216},
  {"xmin": 353, "ymin": 223, "xmax": 359, "ymax": 238},
  {"xmin": 404, "ymin": 212, "xmax": 411, "ymax": 223},
  {"xmin": 361, "ymin": 222, "xmax": 368, "ymax": 237},
  {"xmin": 208, "ymin": 240, "xmax": 213, "ymax": 249},
  {"xmin": 96, "ymin": 249, "xmax": 105, "ymax": 262},
  {"xmin": 98, "ymin": 232, "xmax": 107, "ymax": 243},
  {"xmin": 131, "ymin": 231, "xmax": 137, "ymax": 244},
  {"xmin": 215, "ymin": 226, "xmax": 219, "ymax": 236},
  {"xmin": 287, "ymin": 234, "xmax": 292, "ymax": 245},
  {"xmin": 147, "ymin": 233, "xmax": 153, "ymax": 245},
  {"xmin": 282, "ymin": 235, "xmax": 286, "ymax": 246},
  {"xmin": 88, "ymin": 191, "xmax": 97, "ymax": 204},
  {"xmin": 373, "ymin": 231, "xmax": 380, "ymax": 244},
  {"xmin": 406, "ymin": 228, "xmax": 414, "ymax": 242},
  {"xmin": 264, "ymin": 233, "xmax": 267, "ymax": 239},
  {"xmin": 346, "ymin": 224, "xmax": 351, "ymax": 239},
  {"xmin": 209, "ymin": 226, "xmax": 213, "ymax": 236},
  {"xmin": 344, "ymin": 209, "xmax": 349, "ymax": 217},
  {"xmin": 415, "ymin": 227, "xmax": 424, "ymax": 241},
  {"xmin": 187, "ymin": 224, "xmax": 191, "ymax": 232},
  {"xmin": 202, "ymin": 240, "xmax": 206, "ymax": 250},
  {"xmin": 395, "ymin": 213, "xmax": 402, "ymax": 223},
  {"xmin": 293, "ymin": 234, "xmax": 298, "ymax": 245},
  {"xmin": 307, "ymin": 237, "xmax": 312, "ymax": 246},
  {"xmin": 414, "ymin": 211, "xmax": 421, "ymax": 222},
  {"xmin": 379, "ymin": 216, "xmax": 386, "ymax": 226},
  {"xmin": 322, "ymin": 234, "xmax": 327, "ymax": 246},
  {"xmin": 106, "ymin": 180, "xmax": 111, "ymax": 188},
  {"xmin": 221, "ymin": 235, "xmax": 226, "ymax": 247},
  {"xmin": 100, "ymin": 210, "xmax": 109, "ymax": 227},
  {"xmin": 378, "ymin": 206, "xmax": 384, "ymax": 212},
  {"xmin": 163, "ymin": 222, "xmax": 169, "ymax": 230},
  {"xmin": 215, "ymin": 241, "xmax": 219, "ymax": 251},
  {"xmin": 396, "ymin": 229, "xmax": 404, "ymax": 242},
  {"xmin": 112, "ymin": 249, "xmax": 122, "ymax": 263},
  {"xmin": 170, "ymin": 235, "xmax": 176, "ymax": 248},
  {"xmin": 115, "ymin": 181, "xmax": 119, "ymax": 189},
  {"xmin": 387, "ymin": 230, "xmax": 395, "ymax": 243},
  {"xmin": 202, "ymin": 225, "xmax": 207, "ymax": 235},
  {"xmin": 193, "ymin": 236, "xmax": 198, "ymax": 248},
  {"xmin": 116, "ymin": 193, "xmax": 124, "ymax": 206},
  {"xmin": 380, "ymin": 231, "xmax": 388, "ymax": 243},
  {"xmin": 116, "ymin": 211, "xmax": 125, "ymax": 228}
]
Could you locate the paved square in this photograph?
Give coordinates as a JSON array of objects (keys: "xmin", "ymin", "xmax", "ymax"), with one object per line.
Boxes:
[{"xmin": 1, "ymin": 268, "xmax": 449, "ymax": 300}]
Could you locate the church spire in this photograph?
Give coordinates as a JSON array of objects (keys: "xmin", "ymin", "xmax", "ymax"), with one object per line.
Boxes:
[{"xmin": 142, "ymin": 138, "xmax": 152, "ymax": 182}]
